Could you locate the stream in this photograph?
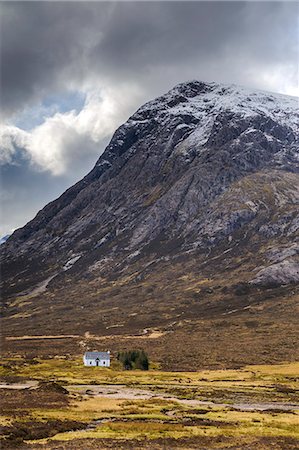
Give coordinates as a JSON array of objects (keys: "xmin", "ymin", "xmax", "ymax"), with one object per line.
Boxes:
[{"xmin": 1, "ymin": 381, "xmax": 298, "ymax": 412}]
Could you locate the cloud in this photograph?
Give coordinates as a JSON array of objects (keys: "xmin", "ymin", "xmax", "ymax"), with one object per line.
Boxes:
[
  {"xmin": 0, "ymin": 84, "xmax": 142, "ymax": 175},
  {"xmin": 0, "ymin": 2, "xmax": 113, "ymax": 118},
  {"xmin": 1, "ymin": 1, "xmax": 298, "ymax": 120},
  {"xmin": 0, "ymin": 125, "xmax": 28, "ymax": 165}
]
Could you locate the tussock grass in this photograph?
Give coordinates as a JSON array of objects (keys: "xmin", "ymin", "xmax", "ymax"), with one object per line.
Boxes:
[
  {"xmin": 2, "ymin": 357, "xmax": 298, "ymax": 385},
  {"xmin": 1, "ymin": 359, "xmax": 298, "ymax": 448}
]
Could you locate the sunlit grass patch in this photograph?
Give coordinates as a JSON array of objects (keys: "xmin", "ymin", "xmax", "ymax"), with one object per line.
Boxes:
[
  {"xmin": 31, "ymin": 407, "xmax": 95, "ymax": 423},
  {"xmin": 74, "ymin": 397, "xmax": 126, "ymax": 413},
  {"xmin": 0, "ymin": 416, "xmax": 13, "ymax": 426},
  {"xmin": 31, "ymin": 396, "xmax": 180, "ymax": 425},
  {"xmin": 31, "ymin": 398, "xmax": 126, "ymax": 424},
  {"xmin": 1, "ymin": 358, "xmax": 298, "ymax": 387},
  {"xmin": 246, "ymin": 362, "xmax": 299, "ymax": 379},
  {"xmin": 48, "ymin": 421, "xmax": 197, "ymax": 441},
  {"xmin": 205, "ymin": 408, "xmax": 299, "ymax": 439}
]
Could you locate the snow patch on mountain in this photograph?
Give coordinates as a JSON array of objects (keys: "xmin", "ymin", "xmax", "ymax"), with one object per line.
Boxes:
[
  {"xmin": 135, "ymin": 81, "xmax": 299, "ymax": 134},
  {"xmin": 0, "ymin": 235, "xmax": 10, "ymax": 245},
  {"xmin": 63, "ymin": 255, "xmax": 82, "ymax": 271}
]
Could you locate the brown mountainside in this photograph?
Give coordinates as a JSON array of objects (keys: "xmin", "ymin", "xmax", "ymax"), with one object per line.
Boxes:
[{"xmin": 1, "ymin": 81, "xmax": 299, "ymax": 369}]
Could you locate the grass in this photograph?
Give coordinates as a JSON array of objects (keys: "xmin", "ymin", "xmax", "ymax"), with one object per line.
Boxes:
[
  {"xmin": 0, "ymin": 359, "xmax": 298, "ymax": 448},
  {"xmin": 34, "ymin": 422, "xmax": 190, "ymax": 443},
  {"xmin": 30, "ymin": 397, "xmax": 182, "ymax": 425},
  {"xmin": 0, "ymin": 416, "xmax": 13, "ymax": 426},
  {"xmin": 2, "ymin": 358, "xmax": 297, "ymax": 403},
  {"xmin": 35, "ymin": 413, "xmax": 299, "ymax": 442},
  {"xmin": 2, "ymin": 357, "xmax": 298, "ymax": 383}
]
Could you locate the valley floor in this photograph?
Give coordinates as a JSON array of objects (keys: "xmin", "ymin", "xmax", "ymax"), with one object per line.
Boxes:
[{"xmin": 0, "ymin": 359, "xmax": 298, "ymax": 449}]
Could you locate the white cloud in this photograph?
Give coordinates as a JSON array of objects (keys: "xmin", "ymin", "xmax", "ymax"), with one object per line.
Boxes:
[
  {"xmin": 0, "ymin": 83, "xmax": 142, "ymax": 175},
  {"xmin": 251, "ymin": 64, "xmax": 299, "ymax": 98},
  {"xmin": 0, "ymin": 125, "xmax": 29, "ymax": 164}
]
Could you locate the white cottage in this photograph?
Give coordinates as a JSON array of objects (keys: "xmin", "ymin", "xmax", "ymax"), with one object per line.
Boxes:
[{"xmin": 83, "ymin": 351, "xmax": 110, "ymax": 367}]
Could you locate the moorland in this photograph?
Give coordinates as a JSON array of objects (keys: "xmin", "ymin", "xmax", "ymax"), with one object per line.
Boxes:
[{"xmin": 0, "ymin": 357, "xmax": 298, "ymax": 449}]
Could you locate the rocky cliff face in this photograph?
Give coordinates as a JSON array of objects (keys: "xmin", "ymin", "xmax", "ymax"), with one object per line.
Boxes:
[{"xmin": 1, "ymin": 81, "xmax": 299, "ymax": 301}]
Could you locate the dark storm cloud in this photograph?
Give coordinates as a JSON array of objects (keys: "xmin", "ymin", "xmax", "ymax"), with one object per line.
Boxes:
[
  {"xmin": 0, "ymin": 2, "xmax": 112, "ymax": 117},
  {"xmin": 91, "ymin": 2, "xmax": 245, "ymax": 71},
  {"xmin": 1, "ymin": 1, "xmax": 298, "ymax": 118},
  {"xmin": 90, "ymin": 1, "xmax": 298, "ymax": 96}
]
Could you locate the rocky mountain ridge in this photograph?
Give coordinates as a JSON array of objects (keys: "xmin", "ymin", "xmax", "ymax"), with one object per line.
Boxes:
[{"xmin": 2, "ymin": 81, "xmax": 299, "ymax": 295}]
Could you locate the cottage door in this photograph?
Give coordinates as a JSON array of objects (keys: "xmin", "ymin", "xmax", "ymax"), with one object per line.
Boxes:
[{"xmin": 96, "ymin": 358, "xmax": 99, "ymax": 367}]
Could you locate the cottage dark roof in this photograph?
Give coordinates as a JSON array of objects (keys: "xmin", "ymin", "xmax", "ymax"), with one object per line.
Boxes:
[{"xmin": 84, "ymin": 351, "xmax": 110, "ymax": 359}]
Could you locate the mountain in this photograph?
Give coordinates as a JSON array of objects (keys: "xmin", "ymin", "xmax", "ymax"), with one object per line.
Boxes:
[{"xmin": 1, "ymin": 81, "xmax": 299, "ymax": 369}]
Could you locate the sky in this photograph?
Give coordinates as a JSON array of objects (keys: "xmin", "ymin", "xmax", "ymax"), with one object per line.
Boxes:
[{"xmin": 0, "ymin": 1, "xmax": 298, "ymax": 236}]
